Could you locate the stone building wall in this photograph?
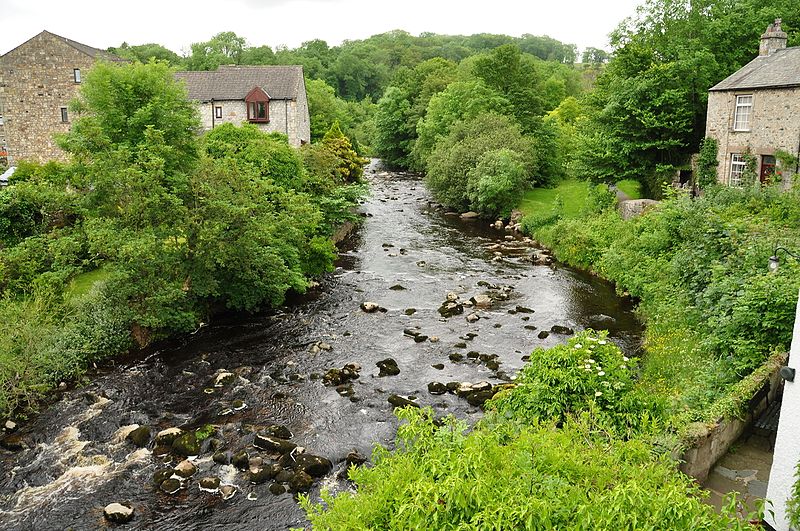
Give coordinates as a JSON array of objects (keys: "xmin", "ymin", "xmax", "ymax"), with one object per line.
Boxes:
[
  {"xmin": 196, "ymin": 97, "xmax": 309, "ymax": 147},
  {"xmin": 1, "ymin": 32, "xmax": 96, "ymax": 164},
  {"xmin": 706, "ymin": 87, "xmax": 800, "ymax": 186}
]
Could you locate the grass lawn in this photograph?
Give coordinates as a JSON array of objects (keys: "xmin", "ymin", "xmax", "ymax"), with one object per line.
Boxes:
[
  {"xmin": 66, "ymin": 267, "xmax": 112, "ymax": 299},
  {"xmin": 518, "ymin": 179, "xmax": 589, "ymax": 219},
  {"xmin": 615, "ymin": 178, "xmax": 643, "ymax": 199}
]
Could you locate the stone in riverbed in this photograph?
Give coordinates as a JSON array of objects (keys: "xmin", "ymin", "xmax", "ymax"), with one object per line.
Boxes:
[
  {"xmin": 232, "ymin": 450, "xmax": 250, "ymax": 470},
  {"xmin": 431, "ymin": 363, "xmax": 444, "ymax": 370},
  {"xmin": 524, "ymin": 325, "xmax": 537, "ymax": 331},
  {"xmin": 346, "ymin": 450, "xmax": 368, "ymax": 467},
  {"xmin": 269, "ymin": 482, "xmax": 286, "ymax": 495},
  {"xmin": 336, "ymin": 384, "xmax": 354, "ymax": 397},
  {"xmin": 460, "ymin": 211, "xmax": 480, "ymax": 220},
  {"xmin": 465, "ymin": 312, "xmax": 480, "ymax": 323},
  {"xmin": 449, "ymin": 353, "xmax": 464, "ymax": 362},
  {"xmin": 376, "ymin": 358, "xmax": 400, "ymax": 377},
  {"xmin": 389, "ymin": 284, "xmax": 406, "ymax": 291},
  {"xmin": 537, "ymin": 330, "xmax": 550, "ymax": 339},
  {"xmin": 466, "ymin": 390, "xmax": 495, "ymax": 407},
  {"xmin": 470, "ymin": 294, "xmax": 492, "ymax": 309},
  {"xmin": 388, "ymin": 395, "xmax": 420, "ymax": 409},
  {"xmin": 262, "ymin": 424, "xmax": 293, "ymax": 440},
  {"xmin": 515, "ymin": 305, "xmax": 535, "ymax": 314},
  {"xmin": 104, "ymin": 502, "xmax": 134, "ymax": 524},
  {"xmin": 289, "ymin": 471, "xmax": 315, "ymax": 492},
  {"xmin": 413, "ymin": 334, "xmax": 428, "ymax": 343},
  {"xmin": 293, "ymin": 454, "xmax": 333, "ymax": 477},
  {"xmin": 275, "ymin": 469, "xmax": 294, "ymax": 483},
  {"xmin": 254, "ymin": 434, "xmax": 297, "ymax": 454},
  {"xmin": 154, "ymin": 427, "xmax": 183, "ymax": 447},
  {"xmin": 213, "ymin": 451, "xmax": 231, "ymax": 465},
  {"xmin": 404, "ymin": 308, "xmax": 417, "ymax": 315},
  {"xmin": 249, "ymin": 465, "xmax": 280, "ymax": 484},
  {"xmin": 453, "ymin": 342, "xmax": 467, "ymax": 349},
  {"xmin": 153, "ymin": 468, "xmax": 173, "ymax": 485},
  {"xmin": 438, "ymin": 301, "xmax": 463, "ymax": 318},
  {"xmin": 213, "ymin": 371, "xmax": 236, "ymax": 387},
  {"xmin": 172, "ymin": 433, "xmax": 200, "ymax": 457},
  {"xmin": 428, "ymin": 382, "xmax": 447, "ymax": 395},
  {"xmin": 0, "ymin": 434, "xmax": 24, "ymax": 451},
  {"xmin": 126, "ymin": 425, "xmax": 151, "ymax": 448},
  {"xmin": 485, "ymin": 360, "xmax": 500, "ymax": 371},
  {"xmin": 550, "ymin": 325, "xmax": 575, "ymax": 335},
  {"xmin": 360, "ymin": 302, "xmax": 381, "ymax": 313},
  {"xmin": 160, "ymin": 478, "xmax": 182, "ymax": 494},
  {"xmin": 4, "ymin": 420, "xmax": 17, "ymax": 432},
  {"xmin": 174, "ymin": 459, "xmax": 197, "ymax": 478},
  {"xmin": 199, "ymin": 477, "xmax": 221, "ymax": 491},
  {"xmin": 220, "ymin": 485, "xmax": 237, "ymax": 500}
]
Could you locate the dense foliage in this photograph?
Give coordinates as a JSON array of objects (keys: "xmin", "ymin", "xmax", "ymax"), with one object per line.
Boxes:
[
  {"xmin": 303, "ymin": 337, "xmax": 747, "ymax": 529},
  {"xmin": 0, "ymin": 61, "xmax": 364, "ymax": 415}
]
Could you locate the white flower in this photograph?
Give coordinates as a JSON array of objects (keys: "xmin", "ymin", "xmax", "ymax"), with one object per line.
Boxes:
[
  {"xmin": 587, "ymin": 359, "xmax": 595, "ymax": 364},
  {"xmin": 574, "ymin": 344, "xmax": 583, "ymax": 349},
  {"xmin": 622, "ymin": 356, "xmax": 629, "ymax": 362},
  {"xmin": 621, "ymin": 365, "xmax": 627, "ymax": 370},
  {"xmin": 584, "ymin": 368, "xmax": 592, "ymax": 372},
  {"xmin": 598, "ymin": 371, "xmax": 605, "ymax": 376},
  {"xmin": 598, "ymin": 340, "xmax": 607, "ymax": 345},
  {"xmin": 584, "ymin": 364, "xmax": 591, "ymax": 369},
  {"xmin": 594, "ymin": 391, "xmax": 603, "ymax": 397}
]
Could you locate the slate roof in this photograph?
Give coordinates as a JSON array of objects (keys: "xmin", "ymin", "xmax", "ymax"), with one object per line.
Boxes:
[
  {"xmin": 710, "ymin": 47, "xmax": 800, "ymax": 91},
  {"xmin": 174, "ymin": 65, "xmax": 304, "ymax": 101},
  {"xmin": 1, "ymin": 30, "xmax": 124, "ymax": 61}
]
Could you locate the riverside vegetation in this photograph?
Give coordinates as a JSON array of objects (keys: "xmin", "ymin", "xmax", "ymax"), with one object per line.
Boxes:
[{"xmin": 0, "ymin": 60, "xmax": 365, "ymax": 415}]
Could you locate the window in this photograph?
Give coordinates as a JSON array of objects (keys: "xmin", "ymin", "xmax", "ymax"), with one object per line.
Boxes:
[
  {"xmin": 73, "ymin": 68, "xmax": 81, "ymax": 83},
  {"xmin": 729, "ymin": 154, "xmax": 746, "ymax": 186},
  {"xmin": 733, "ymin": 95, "xmax": 752, "ymax": 131},
  {"xmin": 215, "ymin": 106, "xmax": 222, "ymax": 119},
  {"xmin": 245, "ymin": 86, "xmax": 270, "ymax": 123},
  {"xmin": 60, "ymin": 107, "xmax": 69, "ymax": 123}
]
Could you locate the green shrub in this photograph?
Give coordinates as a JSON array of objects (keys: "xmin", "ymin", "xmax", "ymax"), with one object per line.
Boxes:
[{"xmin": 465, "ymin": 148, "xmax": 527, "ymax": 218}]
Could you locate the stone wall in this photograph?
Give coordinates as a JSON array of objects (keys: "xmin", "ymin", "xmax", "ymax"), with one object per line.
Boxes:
[
  {"xmin": 196, "ymin": 97, "xmax": 309, "ymax": 147},
  {"xmin": 706, "ymin": 88, "xmax": 800, "ymax": 187},
  {"xmin": 1, "ymin": 32, "xmax": 95, "ymax": 164}
]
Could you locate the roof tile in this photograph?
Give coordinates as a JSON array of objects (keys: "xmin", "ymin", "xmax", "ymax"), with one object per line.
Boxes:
[
  {"xmin": 710, "ymin": 47, "xmax": 800, "ymax": 91},
  {"xmin": 174, "ymin": 65, "xmax": 304, "ymax": 101}
]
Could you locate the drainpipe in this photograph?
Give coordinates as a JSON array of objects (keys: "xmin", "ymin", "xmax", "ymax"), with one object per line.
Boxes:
[
  {"xmin": 285, "ymin": 100, "xmax": 289, "ymax": 140},
  {"xmin": 210, "ymin": 99, "xmax": 215, "ymax": 129}
]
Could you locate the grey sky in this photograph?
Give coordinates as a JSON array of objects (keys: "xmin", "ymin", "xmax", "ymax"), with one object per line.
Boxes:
[{"xmin": 0, "ymin": 0, "xmax": 643, "ymax": 57}]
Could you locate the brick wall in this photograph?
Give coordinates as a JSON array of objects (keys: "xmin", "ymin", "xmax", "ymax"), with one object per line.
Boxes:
[
  {"xmin": 706, "ymin": 87, "xmax": 800, "ymax": 187},
  {"xmin": 1, "ymin": 32, "xmax": 96, "ymax": 164}
]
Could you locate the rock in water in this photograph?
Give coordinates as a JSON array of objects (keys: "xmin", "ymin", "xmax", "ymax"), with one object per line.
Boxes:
[
  {"xmin": 154, "ymin": 427, "xmax": 183, "ymax": 447},
  {"xmin": 199, "ymin": 477, "xmax": 221, "ymax": 491},
  {"xmin": 550, "ymin": 325, "xmax": 575, "ymax": 335},
  {"xmin": 269, "ymin": 482, "xmax": 286, "ymax": 495},
  {"xmin": 460, "ymin": 211, "xmax": 480, "ymax": 219},
  {"xmin": 465, "ymin": 312, "xmax": 480, "ymax": 323},
  {"xmin": 172, "ymin": 433, "xmax": 199, "ymax": 456},
  {"xmin": 360, "ymin": 302, "xmax": 380, "ymax": 313},
  {"xmin": 288, "ymin": 471, "xmax": 314, "ymax": 492},
  {"xmin": 293, "ymin": 454, "xmax": 333, "ymax": 477},
  {"xmin": 126, "ymin": 425, "xmax": 151, "ymax": 448},
  {"xmin": 232, "ymin": 450, "xmax": 250, "ymax": 470},
  {"xmin": 438, "ymin": 301, "xmax": 463, "ymax": 318},
  {"xmin": 376, "ymin": 358, "xmax": 400, "ymax": 377},
  {"xmin": 160, "ymin": 478, "xmax": 182, "ymax": 494},
  {"xmin": 104, "ymin": 503, "xmax": 134, "ymax": 524},
  {"xmin": 428, "ymin": 382, "xmax": 447, "ymax": 395},
  {"xmin": 262, "ymin": 424, "xmax": 293, "ymax": 440},
  {"xmin": 537, "ymin": 330, "xmax": 550, "ymax": 339},
  {"xmin": 388, "ymin": 395, "xmax": 420, "ymax": 409},
  {"xmin": 174, "ymin": 459, "xmax": 197, "ymax": 478},
  {"xmin": 253, "ymin": 434, "xmax": 297, "ymax": 454}
]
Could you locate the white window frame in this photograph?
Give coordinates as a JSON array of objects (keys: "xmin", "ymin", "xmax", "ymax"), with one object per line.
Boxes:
[
  {"xmin": 215, "ymin": 106, "xmax": 223, "ymax": 119},
  {"xmin": 729, "ymin": 153, "xmax": 746, "ymax": 186},
  {"xmin": 733, "ymin": 95, "xmax": 753, "ymax": 131}
]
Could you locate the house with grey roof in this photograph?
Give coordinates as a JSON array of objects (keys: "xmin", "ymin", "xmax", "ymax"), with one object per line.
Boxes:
[
  {"xmin": 705, "ymin": 19, "xmax": 800, "ymax": 187},
  {"xmin": 175, "ymin": 65, "xmax": 310, "ymax": 147},
  {"xmin": 0, "ymin": 30, "xmax": 125, "ymax": 164}
]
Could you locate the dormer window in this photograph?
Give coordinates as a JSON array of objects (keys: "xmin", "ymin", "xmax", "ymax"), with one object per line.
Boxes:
[
  {"xmin": 245, "ymin": 87, "xmax": 269, "ymax": 123},
  {"xmin": 73, "ymin": 69, "xmax": 81, "ymax": 83}
]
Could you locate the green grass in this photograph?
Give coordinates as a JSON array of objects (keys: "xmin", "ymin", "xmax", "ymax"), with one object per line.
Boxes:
[
  {"xmin": 519, "ymin": 179, "xmax": 589, "ymax": 218},
  {"xmin": 66, "ymin": 267, "xmax": 112, "ymax": 299},
  {"xmin": 615, "ymin": 179, "xmax": 642, "ymax": 199}
]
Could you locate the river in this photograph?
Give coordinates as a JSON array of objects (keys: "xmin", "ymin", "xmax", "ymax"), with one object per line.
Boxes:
[{"xmin": 0, "ymin": 163, "xmax": 641, "ymax": 530}]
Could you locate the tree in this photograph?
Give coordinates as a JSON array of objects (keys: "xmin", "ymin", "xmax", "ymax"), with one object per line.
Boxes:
[
  {"xmin": 187, "ymin": 31, "xmax": 247, "ymax": 70},
  {"xmin": 305, "ymin": 78, "xmax": 349, "ymax": 143},
  {"xmin": 321, "ymin": 122, "xmax": 367, "ymax": 183},
  {"xmin": 466, "ymin": 148, "xmax": 528, "ymax": 217},
  {"xmin": 110, "ymin": 42, "xmax": 185, "ymax": 67},
  {"xmin": 582, "ymin": 47, "xmax": 610, "ymax": 64}
]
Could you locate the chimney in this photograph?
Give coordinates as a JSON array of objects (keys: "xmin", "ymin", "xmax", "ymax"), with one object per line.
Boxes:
[{"xmin": 760, "ymin": 18, "xmax": 788, "ymax": 56}]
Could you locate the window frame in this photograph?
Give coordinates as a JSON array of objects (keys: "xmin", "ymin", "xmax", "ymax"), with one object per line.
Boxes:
[
  {"xmin": 73, "ymin": 68, "xmax": 81, "ymax": 84},
  {"xmin": 729, "ymin": 153, "xmax": 746, "ymax": 186},
  {"xmin": 733, "ymin": 94, "xmax": 753, "ymax": 131},
  {"xmin": 60, "ymin": 106, "xmax": 69, "ymax": 123},
  {"xmin": 214, "ymin": 106, "xmax": 223, "ymax": 119},
  {"xmin": 244, "ymin": 87, "xmax": 270, "ymax": 123}
]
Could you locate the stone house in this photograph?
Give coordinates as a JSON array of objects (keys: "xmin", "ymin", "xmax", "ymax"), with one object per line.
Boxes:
[
  {"xmin": 706, "ymin": 20, "xmax": 800, "ymax": 187},
  {"xmin": 174, "ymin": 65, "xmax": 310, "ymax": 147},
  {"xmin": 0, "ymin": 31, "xmax": 125, "ymax": 165}
]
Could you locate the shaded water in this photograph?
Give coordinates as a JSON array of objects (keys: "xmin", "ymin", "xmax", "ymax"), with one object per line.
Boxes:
[{"xmin": 0, "ymin": 164, "xmax": 641, "ymax": 530}]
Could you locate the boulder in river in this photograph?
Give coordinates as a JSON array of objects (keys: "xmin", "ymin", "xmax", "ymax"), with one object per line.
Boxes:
[
  {"xmin": 288, "ymin": 471, "xmax": 315, "ymax": 492},
  {"xmin": 550, "ymin": 325, "xmax": 575, "ymax": 335},
  {"xmin": 465, "ymin": 312, "xmax": 480, "ymax": 323},
  {"xmin": 538, "ymin": 330, "xmax": 550, "ymax": 339},
  {"xmin": 213, "ymin": 451, "xmax": 231, "ymax": 465},
  {"xmin": 160, "ymin": 478, "xmax": 182, "ymax": 494},
  {"xmin": 360, "ymin": 302, "xmax": 382, "ymax": 313},
  {"xmin": 428, "ymin": 382, "xmax": 447, "ymax": 395},
  {"xmin": 270, "ymin": 482, "xmax": 286, "ymax": 495},
  {"xmin": 232, "ymin": 450, "xmax": 250, "ymax": 470},
  {"xmin": 126, "ymin": 426, "xmax": 151, "ymax": 448},
  {"xmin": 460, "ymin": 211, "xmax": 480, "ymax": 220},
  {"xmin": 249, "ymin": 465, "xmax": 280, "ymax": 484},
  {"xmin": 4, "ymin": 420, "xmax": 17, "ymax": 433},
  {"xmin": 376, "ymin": 358, "xmax": 400, "ymax": 377},
  {"xmin": 172, "ymin": 432, "xmax": 200, "ymax": 457},
  {"xmin": 254, "ymin": 434, "xmax": 297, "ymax": 454},
  {"xmin": 470, "ymin": 294, "xmax": 492, "ymax": 309},
  {"xmin": 438, "ymin": 300, "xmax": 463, "ymax": 318},
  {"xmin": 346, "ymin": 450, "xmax": 368, "ymax": 468},
  {"xmin": 174, "ymin": 459, "xmax": 197, "ymax": 478},
  {"xmin": 388, "ymin": 395, "xmax": 420, "ymax": 409},
  {"xmin": 262, "ymin": 424, "xmax": 293, "ymax": 440},
  {"xmin": 199, "ymin": 477, "xmax": 221, "ymax": 491},
  {"xmin": 292, "ymin": 454, "xmax": 333, "ymax": 477},
  {"xmin": 213, "ymin": 371, "xmax": 236, "ymax": 387},
  {"xmin": 466, "ymin": 390, "xmax": 495, "ymax": 407},
  {"xmin": 103, "ymin": 502, "xmax": 134, "ymax": 524},
  {"xmin": 154, "ymin": 427, "xmax": 183, "ymax": 447}
]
